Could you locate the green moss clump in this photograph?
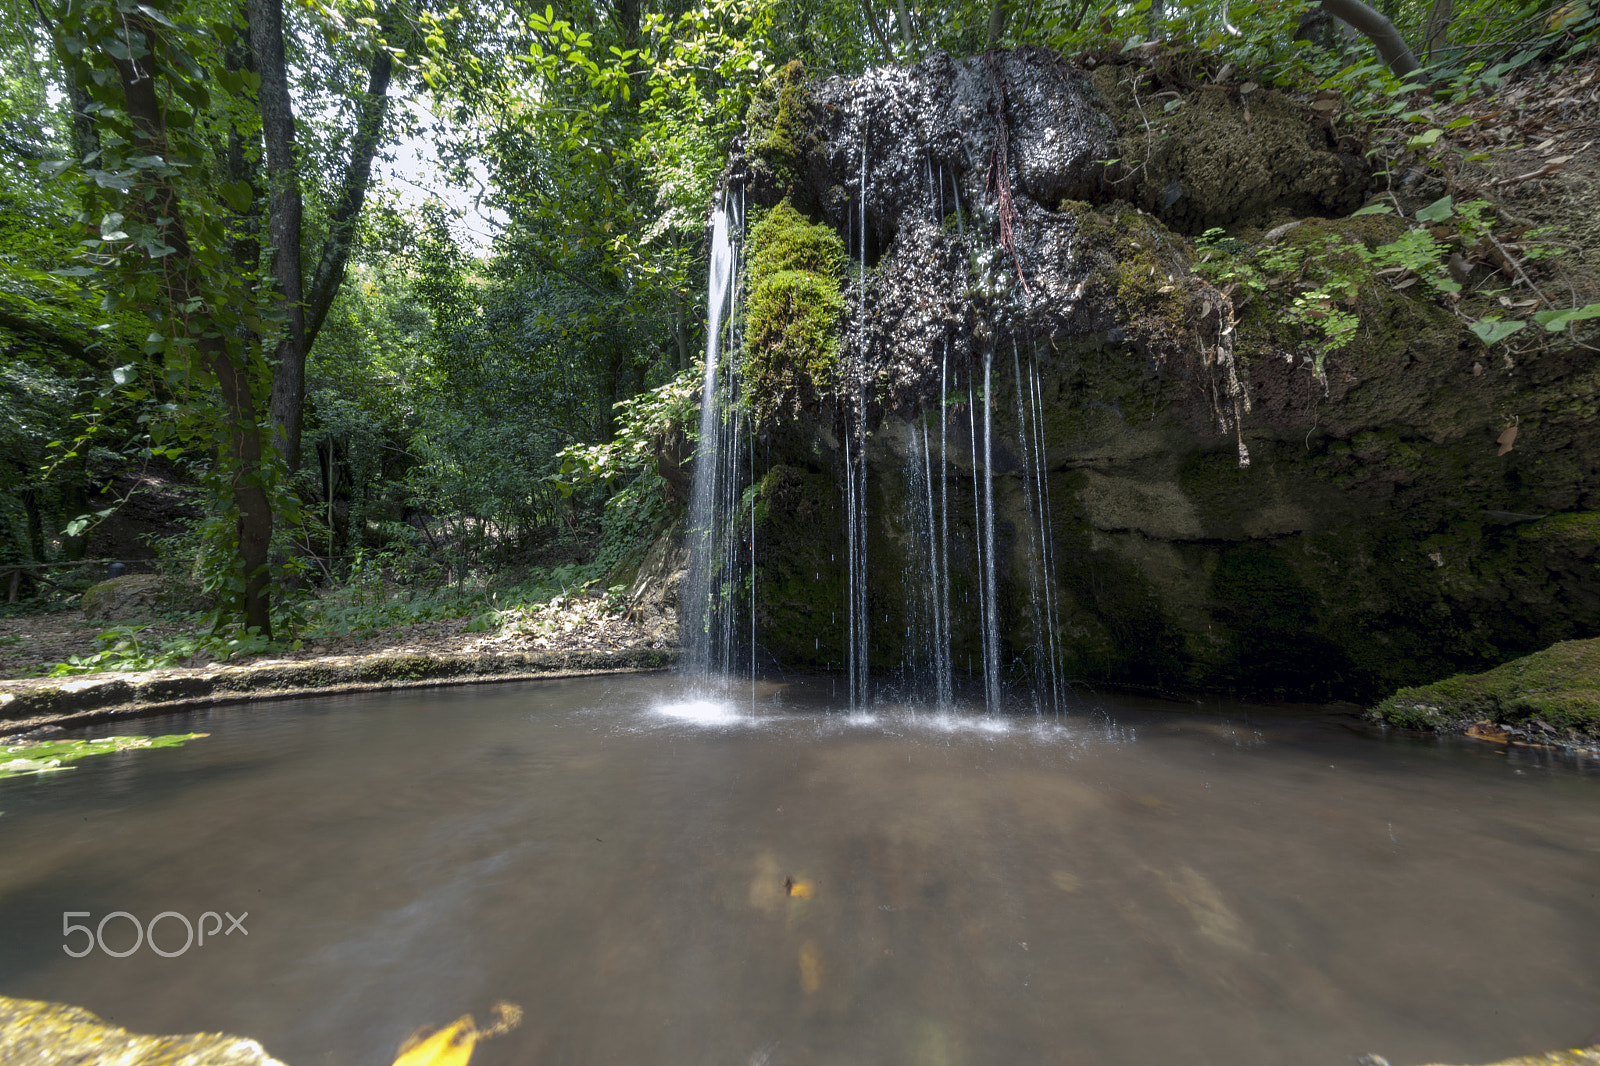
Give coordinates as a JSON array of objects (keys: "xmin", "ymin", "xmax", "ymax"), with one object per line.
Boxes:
[
  {"xmin": 745, "ymin": 60, "xmax": 813, "ymax": 194},
  {"xmin": 1371, "ymin": 637, "xmax": 1600, "ymax": 741},
  {"xmin": 742, "ymin": 200, "xmax": 847, "ymax": 423}
]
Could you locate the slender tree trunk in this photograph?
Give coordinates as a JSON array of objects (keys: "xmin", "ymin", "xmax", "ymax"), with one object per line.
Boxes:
[
  {"xmin": 302, "ymin": 43, "xmax": 394, "ymax": 348},
  {"xmin": 861, "ymin": 0, "xmax": 895, "ymax": 63},
  {"xmin": 21, "ymin": 489, "xmax": 46, "ymax": 563},
  {"xmin": 986, "ymin": 0, "xmax": 1009, "ymax": 49},
  {"xmin": 251, "ymin": 0, "xmax": 308, "ymax": 472},
  {"xmin": 893, "ymin": 0, "xmax": 917, "ymax": 52},
  {"xmin": 1421, "ymin": 0, "xmax": 1452, "ymax": 60},
  {"xmin": 111, "ymin": 22, "xmax": 274, "ymax": 635},
  {"xmin": 64, "ymin": 78, "xmax": 99, "ymax": 162}
]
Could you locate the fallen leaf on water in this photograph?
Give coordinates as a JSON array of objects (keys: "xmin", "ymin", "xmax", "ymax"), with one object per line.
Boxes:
[
  {"xmin": 391, "ymin": 1003, "xmax": 521, "ymax": 1066},
  {"xmin": 393, "ymin": 1018, "xmax": 475, "ymax": 1066}
]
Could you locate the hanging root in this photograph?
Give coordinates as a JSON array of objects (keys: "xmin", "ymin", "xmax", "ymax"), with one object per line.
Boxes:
[
  {"xmin": 1195, "ymin": 279, "xmax": 1251, "ymax": 467},
  {"xmin": 985, "ymin": 52, "xmax": 1030, "ymax": 298}
]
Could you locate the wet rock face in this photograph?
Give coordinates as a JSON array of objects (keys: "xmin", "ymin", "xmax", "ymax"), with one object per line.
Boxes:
[
  {"xmin": 787, "ymin": 48, "xmax": 1115, "ymax": 256},
  {"xmin": 724, "ymin": 48, "xmax": 1600, "ymax": 700}
]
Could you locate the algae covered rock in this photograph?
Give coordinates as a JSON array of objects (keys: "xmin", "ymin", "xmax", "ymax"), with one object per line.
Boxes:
[
  {"xmin": 0, "ymin": 995, "xmax": 288, "ymax": 1065},
  {"xmin": 1370, "ymin": 637, "xmax": 1600, "ymax": 744},
  {"xmin": 80, "ymin": 573, "xmax": 206, "ymax": 621}
]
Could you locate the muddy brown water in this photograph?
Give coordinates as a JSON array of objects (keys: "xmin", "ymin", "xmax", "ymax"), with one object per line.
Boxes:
[{"xmin": 0, "ymin": 675, "xmax": 1597, "ymax": 1066}]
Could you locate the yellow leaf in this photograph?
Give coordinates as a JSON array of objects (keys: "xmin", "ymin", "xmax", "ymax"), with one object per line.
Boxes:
[{"xmin": 392, "ymin": 1018, "xmax": 476, "ymax": 1066}]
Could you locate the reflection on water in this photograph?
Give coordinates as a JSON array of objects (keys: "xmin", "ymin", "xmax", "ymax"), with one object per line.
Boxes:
[{"xmin": 0, "ymin": 675, "xmax": 1597, "ymax": 1066}]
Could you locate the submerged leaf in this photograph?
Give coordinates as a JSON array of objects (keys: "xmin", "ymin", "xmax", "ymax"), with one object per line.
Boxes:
[{"xmin": 0, "ymin": 734, "xmax": 208, "ymax": 780}]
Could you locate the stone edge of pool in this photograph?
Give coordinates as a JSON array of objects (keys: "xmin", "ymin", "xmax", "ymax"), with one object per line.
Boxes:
[
  {"xmin": 0, "ymin": 646, "xmax": 682, "ymax": 736},
  {"xmin": 1, "ymin": 994, "xmax": 1597, "ymax": 1066}
]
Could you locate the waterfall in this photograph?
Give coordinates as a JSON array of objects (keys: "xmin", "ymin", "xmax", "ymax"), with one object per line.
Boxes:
[
  {"xmin": 979, "ymin": 347, "xmax": 1001, "ymax": 709},
  {"xmin": 1028, "ymin": 346, "xmax": 1065, "ymax": 709},
  {"xmin": 682, "ymin": 193, "xmax": 747, "ymax": 676},
  {"xmin": 900, "ymin": 412, "xmax": 953, "ymax": 709},
  {"xmin": 841, "ymin": 102, "xmax": 872, "ymax": 709},
  {"xmin": 1013, "ymin": 340, "xmax": 1064, "ymax": 712}
]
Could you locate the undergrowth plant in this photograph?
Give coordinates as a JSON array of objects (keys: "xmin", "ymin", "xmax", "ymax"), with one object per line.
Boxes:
[{"xmin": 1195, "ymin": 190, "xmax": 1600, "ymax": 386}]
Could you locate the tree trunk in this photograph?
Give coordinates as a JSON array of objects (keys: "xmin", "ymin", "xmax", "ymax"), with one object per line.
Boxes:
[
  {"xmin": 986, "ymin": 0, "xmax": 1009, "ymax": 49},
  {"xmin": 893, "ymin": 0, "xmax": 917, "ymax": 52},
  {"xmin": 111, "ymin": 21, "xmax": 274, "ymax": 635},
  {"xmin": 1320, "ymin": 0, "xmax": 1423, "ymax": 77},
  {"xmin": 64, "ymin": 78, "xmax": 99, "ymax": 162},
  {"xmin": 22, "ymin": 489, "xmax": 46, "ymax": 564},
  {"xmin": 252, "ymin": 0, "xmax": 308, "ymax": 472}
]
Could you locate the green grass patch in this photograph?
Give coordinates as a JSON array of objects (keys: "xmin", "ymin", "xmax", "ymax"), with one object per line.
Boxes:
[{"xmin": 1371, "ymin": 638, "xmax": 1600, "ymax": 740}]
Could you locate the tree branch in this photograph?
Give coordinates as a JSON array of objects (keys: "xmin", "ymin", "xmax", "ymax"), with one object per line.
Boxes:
[
  {"xmin": 1320, "ymin": 0, "xmax": 1424, "ymax": 78},
  {"xmin": 302, "ymin": 38, "xmax": 395, "ymax": 350}
]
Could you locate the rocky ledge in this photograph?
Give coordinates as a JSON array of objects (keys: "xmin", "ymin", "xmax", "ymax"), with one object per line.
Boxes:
[{"xmin": 0, "ymin": 645, "xmax": 680, "ymax": 737}]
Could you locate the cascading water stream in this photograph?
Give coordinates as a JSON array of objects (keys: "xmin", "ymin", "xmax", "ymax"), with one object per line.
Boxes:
[
  {"xmin": 682, "ymin": 193, "xmax": 747, "ymax": 677},
  {"xmin": 1028, "ymin": 346, "xmax": 1065, "ymax": 708},
  {"xmin": 979, "ymin": 347, "xmax": 1001, "ymax": 709},
  {"xmin": 841, "ymin": 101, "xmax": 872, "ymax": 710},
  {"xmin": 1012, "ymin": 339, "xmax": 1066, "ymax": 712}
]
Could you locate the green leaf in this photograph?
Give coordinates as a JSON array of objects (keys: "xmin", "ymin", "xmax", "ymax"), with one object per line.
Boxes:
[
  {"xmin": 1534, "ymin": 302, "xmax": 1600, "ymax": 331},
  {"xmin": 218, "ymin": 179, "xmax": 253, "ymax": 212},
  {"xmin": 112, "ymin": 364, "xmax": 138, "ymax": 385},
  {"xmin": 1469, "ymin": 319, "xmax": 1525, "ymax": 345},
  {"xmin": 135, "ymin": 5, "xmax": 178, "ymax": 28},
  {"xmin": 1351, "ymin": 203, "xmax": 1394, "ymax": 217},
  {"xmin": 1414, "ymin": 196, "xmax": 1454, "ymax": 223},
  {"xmin": 1407, "ymin": 128, "xmax": 1444, "ymax": 148}
]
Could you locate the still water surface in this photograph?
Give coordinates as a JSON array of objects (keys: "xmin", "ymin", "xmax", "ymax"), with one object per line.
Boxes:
[{"xmin": 1, "ymin": 675, "xmax": 1597, "ymax": 1066}]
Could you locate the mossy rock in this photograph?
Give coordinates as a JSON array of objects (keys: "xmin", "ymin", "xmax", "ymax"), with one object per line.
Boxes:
[
  {"xmin": 1370, "ymin": 637, "xmax": 1600, "ymax": 742},
  {"xmin": 80, "ymin": 573, "xmax": 210, "ymax": 621},
  {"xmin": 1089, "ymin": 66, "xmax": 1369, "ymax": 233},
  {"xmin": 743, "ymin": 59, "xmax": 819, "ymax": 203},
  {"xmin": 743, "ymin": 201, "xmax": 847, "ymax": 424}
]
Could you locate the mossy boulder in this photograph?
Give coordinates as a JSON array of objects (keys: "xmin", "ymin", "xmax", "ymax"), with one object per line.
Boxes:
[
  {"xmin": 1371, "ymin": 637, "xmax": 1600, "ymax": 744},
  {"xmin": 80, "ymin": 573, "xmax": 208, "ymax": 621},
  {"xmin": 1088, "ymin": 65, "xmax": 1369, "ymax": 233}
]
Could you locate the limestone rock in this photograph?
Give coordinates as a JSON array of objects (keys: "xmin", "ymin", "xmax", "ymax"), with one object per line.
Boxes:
[
  {"xmin": 79, "ymin": 574, "xmax": 183, "ymax": 621},
  {"xmin": 0, "ymin": 995, "xmax": 288, "ymax": 1066}
]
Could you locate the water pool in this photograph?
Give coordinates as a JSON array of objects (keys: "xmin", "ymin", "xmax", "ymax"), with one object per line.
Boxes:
[{"xmin": 1, "ymin": 675, "xmax": 1596, "ymax": 1065}]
